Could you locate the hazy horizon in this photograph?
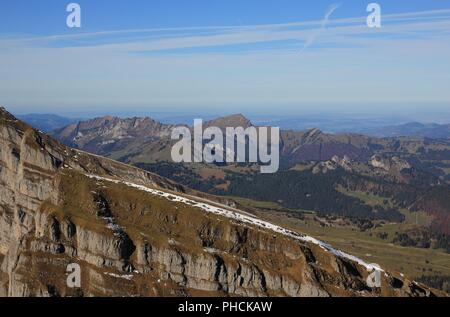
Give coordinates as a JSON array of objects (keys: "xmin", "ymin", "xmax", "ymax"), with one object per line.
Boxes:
[
  {"xmin": 6, "ymin": 103, "xmax": 450, "ymax": 125},
  {"xmin": 9, "ymin": 107, "xmax": 450, "ymax": 133}
]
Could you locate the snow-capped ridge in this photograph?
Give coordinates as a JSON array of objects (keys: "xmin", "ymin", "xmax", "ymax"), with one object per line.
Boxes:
[{"xmin": 85, "ymin": 174, "xmax": 383, "ymax": 273}]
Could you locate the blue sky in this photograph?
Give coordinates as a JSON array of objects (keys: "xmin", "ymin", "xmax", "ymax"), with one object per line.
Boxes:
[{"xmin": 1, "ymin": 0, "xmax": 450, "ymax": 117}]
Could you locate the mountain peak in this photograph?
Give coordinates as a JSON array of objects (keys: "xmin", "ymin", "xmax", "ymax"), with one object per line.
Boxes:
[
  {"xmin": 307, "ymin": 127, "xmax": 323, "ymax": 135},
  {"xmin": 0, "ymin": 106, "xmax": 16, "ymax": 120},
  {"xmin": 205, "ymin": 113, "xmax": 252, "ymax": 129},
  {"xmin": 302, "ymin": 128, "xmax": 325, "ymax": 141}
]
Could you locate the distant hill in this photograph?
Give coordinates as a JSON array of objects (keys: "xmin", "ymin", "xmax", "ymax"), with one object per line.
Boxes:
[
  {"xmin": 16, "ymin": 113, "xmax": 80, "ymax": 133},
  {"xmin": 51, "ymin": 114, "xmax": 373, "ymax": 164},
  {"xmin": 51, "ymin": 114, "xmax": 450, "ymax": 167},
  {"xmin": 364, "ymin": 122, "xmax": 450, "ymax": 138},
  {"xmin": 204, "ymin": 113, "xmax": 253, "ymax": 129}
]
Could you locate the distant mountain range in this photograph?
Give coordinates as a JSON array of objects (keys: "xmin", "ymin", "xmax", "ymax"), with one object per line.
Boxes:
[
  {"xmin": 50, "ymin": 113, "xmax": 450, "ymax": 166},
  {"xmin": 16, "ymin": 112, "xmax": 450, "ymax": 139},
  {"xmin": 361, "ymin": 122, "xmax": 450, "ymax": 138},
  {"xmin": 16, "ymin": 113, "xmax": 80, "ymax": 133}
]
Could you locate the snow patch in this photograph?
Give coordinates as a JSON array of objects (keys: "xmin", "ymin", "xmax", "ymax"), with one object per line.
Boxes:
[
  {"xmin": 100, "ymin": 140, "xmax": 116, "ymax": 146},
  {"xmin": 104, "ymin": 272, "xmax": 133, "ymax": 280}
]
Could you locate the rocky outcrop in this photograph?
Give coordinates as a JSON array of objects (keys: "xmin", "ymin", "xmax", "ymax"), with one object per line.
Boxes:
[
  {"xmin": 0, "ymin": 107, "xmax": 443, "ymax": 297},
  {"xmin": 369, "ymin": 155, "xmax": 411, "ymax": 172},
  {"xmin": 53, "ymin": 115, "xmax": 175, "ymax": 156},
  {"xmin": 312, "ymin": 155, "xmax": 353, "ymax": 174}
]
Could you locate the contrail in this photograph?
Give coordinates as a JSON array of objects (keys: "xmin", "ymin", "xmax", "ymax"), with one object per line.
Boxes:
[{"xmin": 300, "ymin": 2, "xmax": 342, "ymax": 53}]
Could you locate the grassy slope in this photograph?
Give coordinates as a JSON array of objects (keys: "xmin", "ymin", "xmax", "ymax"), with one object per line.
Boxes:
[{"xmin": 252, "ymin": 209, "xmax": 450, "ymax": 283}]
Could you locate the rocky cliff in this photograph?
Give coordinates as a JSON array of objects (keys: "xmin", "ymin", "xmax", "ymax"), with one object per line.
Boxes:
[
  {"xmin": 53, "ymin": 115, "xmax": 175, "ymax": 157},
  {"xmin": 0, "ymin": 107, "xmax": 443, "ymax": 297}
]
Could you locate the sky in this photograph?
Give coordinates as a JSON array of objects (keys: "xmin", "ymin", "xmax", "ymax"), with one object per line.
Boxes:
[{"xmin": 1, "ymin": 0, "xmax": 450, "ymax": 118}]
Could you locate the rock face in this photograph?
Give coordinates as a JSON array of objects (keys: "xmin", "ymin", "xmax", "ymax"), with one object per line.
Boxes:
[
  {"xmin": 312, "ymin": 156, "xmax": 353, "ymax": 174},
  {"xmin": 53, "ymin": 115, "xmax": 175, "ymax": 157},
  {"xmin": 369, "ymin": 155, "xmax": 411, "ymax": 172},
  {"xmin": 0, "ymin": 107, "xmax": 442, "ymax": 297}
]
